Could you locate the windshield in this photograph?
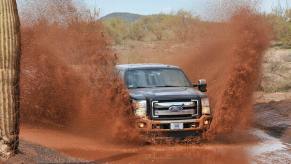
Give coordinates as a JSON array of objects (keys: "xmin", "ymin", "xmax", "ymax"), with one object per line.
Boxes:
[{"xmin": 125, "ymin": 68, "xmax": 191, "ymax": 89}]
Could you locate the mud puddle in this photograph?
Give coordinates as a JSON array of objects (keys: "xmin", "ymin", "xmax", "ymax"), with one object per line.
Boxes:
[
  {"xmin": 20, "ymin": 124, "xmax": 253, "ymax": 163},
  {"xmin": 21, "ymin": 124, "xmax": 291, "ymax": 164},
  {"xmin": 250, "ymin": 129, "xmax": 291, "ymax": 164},
  {"xmin": 250, "ymin": 129, "xmax": 289, "ymax": 156}
]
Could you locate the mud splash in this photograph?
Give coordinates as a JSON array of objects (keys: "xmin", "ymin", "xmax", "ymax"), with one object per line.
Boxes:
[
  {"xmin": 19, "ymin": 1, "xmax": 272, "ymax": 142},
  {"xmin": 208, "ymin": 8, "xmax": 272, "ymax": 139},
  {"xmin": 20, "ymin": 0, "xmax": 139, "ymax": 143},
  {"xmin": 15, "ymin": 1, "xmax": 275, "ymax": 163},
  {"xmin": 168, "ymin": 7, "xmax": 272, "ymax": 140}
]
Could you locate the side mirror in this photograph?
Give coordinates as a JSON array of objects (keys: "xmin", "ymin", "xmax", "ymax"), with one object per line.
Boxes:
[{"xmin": 193, "ymin": 79, "xmax": 207, "ymax": 92}]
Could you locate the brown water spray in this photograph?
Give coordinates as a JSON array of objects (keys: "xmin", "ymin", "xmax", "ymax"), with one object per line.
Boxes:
[
  {"xmin": 19, "ymin": 0, "xmax": 140, "ymax": 143},
  {"xmin": 16, "ymin": 1, "xmax": 273, "ymax": 163},
  {"xmin": 167, "ymin": 7, "xmax": 272, "ymax": 140},
  {"xmin": 208, "ymin": 8, "xmax": 272, "ymax": 138},
  {"xmin": 19, "ymin": 0, "xmax": 272, "ymax": 144}
]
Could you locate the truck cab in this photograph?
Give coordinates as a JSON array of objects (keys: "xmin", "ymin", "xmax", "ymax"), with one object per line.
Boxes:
[{"xmin": 116, "ymin": 64, "xmax": 212, "ymax": 141}]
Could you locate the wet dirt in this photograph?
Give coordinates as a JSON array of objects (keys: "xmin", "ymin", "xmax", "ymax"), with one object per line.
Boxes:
[
  {"xmin": 20, "ymin": 122, "xmax": 290, "ymax": 163},
  {"xmin": 20, "ymin": 124, "xmax": 250, "ymax": 163},
  {"xmin": 255, "ymin": 100, "xmax": 291, "ymax": 144}
]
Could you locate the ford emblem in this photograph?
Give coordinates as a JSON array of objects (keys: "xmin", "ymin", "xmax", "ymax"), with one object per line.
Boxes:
[{"xmin": 169, "ymin": 105, "xmax": 183, "ymax": 112}]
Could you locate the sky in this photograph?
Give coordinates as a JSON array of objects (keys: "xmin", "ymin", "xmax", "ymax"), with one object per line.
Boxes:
[{"xmin": 83, "ymin": 0, "xmax": 291, "ymax": 17}]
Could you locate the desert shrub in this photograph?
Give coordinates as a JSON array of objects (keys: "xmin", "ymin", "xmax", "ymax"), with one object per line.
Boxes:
[
  {"xmin": 128, "ymin": 20, "xmax": 147, "ymax": 41},
  {"xmin": 101, "ymin": 10, "xmax": 202, "ymax": 42},
  {"xmin": 266, "ymin": 9, "xmax": 291, "ymax": 48},
  {"xmin": 103, "ymin": 18, "xmax": 129, "ymax": 44}
]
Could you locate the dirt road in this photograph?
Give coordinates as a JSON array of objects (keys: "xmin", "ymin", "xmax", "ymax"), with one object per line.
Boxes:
[{"xmin": 14, "ymin": 100, "xmax": 290, "ymax": 164}]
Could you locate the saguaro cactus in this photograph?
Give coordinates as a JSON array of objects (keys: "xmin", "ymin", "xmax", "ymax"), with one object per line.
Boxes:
[{"xmin": 0, "ymin": 0, "xmax": 21, "ymax": 158}]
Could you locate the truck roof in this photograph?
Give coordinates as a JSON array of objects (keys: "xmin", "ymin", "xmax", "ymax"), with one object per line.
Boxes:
[{"xmin": 116, "ymin": 63, "xmax": 179, "ymax": 70}]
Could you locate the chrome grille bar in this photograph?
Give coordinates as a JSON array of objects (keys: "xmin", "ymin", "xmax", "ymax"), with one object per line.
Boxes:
[
  {"xmin": 151, "ymin": 100, "xmax": 199, "ymax": 119},
  {"xmin": 155, "ymin": 109, "xmax": 195, "ymax": 115},
  {"xmin": 153, "ymin": 101, "xmax": 195, "ymax": 109}
]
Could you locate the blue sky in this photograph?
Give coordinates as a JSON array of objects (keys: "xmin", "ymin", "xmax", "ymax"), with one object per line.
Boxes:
[
  {"xmin": 84, "ymin": 0, "xmax": 206, "ymax": 16},
  {"xmin": 83, "ymin": 0, "xmax": 290, "ymax": 17}
]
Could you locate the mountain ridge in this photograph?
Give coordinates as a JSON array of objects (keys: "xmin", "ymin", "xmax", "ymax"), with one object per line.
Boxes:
[{"xmin": 100, "ymin": 12, "xmax": 144, "ymax": 22}]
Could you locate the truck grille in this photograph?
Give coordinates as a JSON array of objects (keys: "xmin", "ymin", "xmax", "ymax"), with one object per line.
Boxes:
[{"xmin": 151, "ymin": 99, "xmax": 199, "ymax": 120}]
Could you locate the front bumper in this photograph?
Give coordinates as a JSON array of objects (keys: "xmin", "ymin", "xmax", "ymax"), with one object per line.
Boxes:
[{"xmin": 135, "ymin": 115, "xmax": 212, "ymax": 132}]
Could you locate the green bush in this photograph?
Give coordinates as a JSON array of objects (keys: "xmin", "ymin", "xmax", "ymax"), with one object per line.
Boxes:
[
  {"xmin": 103, "ymin": 18, "xmax": 129, "ymax": 44},
  {"xmin": 266, "ymin": 9, "xmax": 291, "ymax": 48},
  {"xmin": 101, "ymin": 10, "xmax": 200, "ymax": 43}
]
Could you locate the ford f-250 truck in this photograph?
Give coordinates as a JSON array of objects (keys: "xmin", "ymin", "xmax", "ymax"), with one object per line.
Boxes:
[{"xmin": 117, "ymin": 64, "xmax": 212, "ymax": 142}]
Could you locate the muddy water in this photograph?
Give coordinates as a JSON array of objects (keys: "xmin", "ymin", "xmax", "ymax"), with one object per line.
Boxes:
[
  {"xmin": 20, "ymin": 124, "xmax": 249, "ymax": 163},
  {"xmin": 19, "ymin": 125, "xmax": 291, "ymax": 163},
  {"xmin": 20, "ymin": 100, "xmax": 291, "ymax": 163},
  {"xmin": 20, "ymin": 0, "xmax": 140, "ymax": 144},
  {"xmin": 162, "ymin": 8, "xmax": 272, "ymax": 140}
]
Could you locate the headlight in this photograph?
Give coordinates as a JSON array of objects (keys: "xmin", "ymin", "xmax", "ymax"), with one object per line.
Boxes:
[
  {"xmin": 132, "ymin": 100, "xmax": 147, "ymax": 117},
  {"xmin": 201, "ymin": 97, "xmax": 211, "ymax": 115}
]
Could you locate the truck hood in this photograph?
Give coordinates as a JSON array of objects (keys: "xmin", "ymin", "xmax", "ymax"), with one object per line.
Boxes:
[{"xmin": 128, "ymin": 87, "xmax": 206, "ymax": 100}]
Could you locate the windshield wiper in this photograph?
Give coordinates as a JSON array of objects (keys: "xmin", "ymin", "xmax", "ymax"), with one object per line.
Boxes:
[
  {"xmin": 129, "ymin": 85, "xmax": 189, "ymax": 89},
  {"xmin": 155, "ymin": 85, "xmax": 185, "ymax": 87},
  {"xmin": 128, "ymin": 86, "xmax": 150, "ymax": 89}
]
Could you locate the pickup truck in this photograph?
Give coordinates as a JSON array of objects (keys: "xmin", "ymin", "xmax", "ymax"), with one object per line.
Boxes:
[{"xmin": 117, "ymin": 64, "xmax": 212, "ymax": 142}]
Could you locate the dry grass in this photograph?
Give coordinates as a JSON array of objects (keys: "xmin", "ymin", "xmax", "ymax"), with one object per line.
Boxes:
[{"xmin": 261, "ymin": 49, "xmax": 291, "ymax": 92}]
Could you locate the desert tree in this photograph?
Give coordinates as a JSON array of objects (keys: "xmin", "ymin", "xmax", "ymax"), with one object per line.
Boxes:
[{"xmin": 0, "ymin": 0, "xmax": 21, "ymax": 158}]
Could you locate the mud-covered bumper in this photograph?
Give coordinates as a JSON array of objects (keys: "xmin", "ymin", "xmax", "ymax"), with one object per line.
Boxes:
[{"xmin": 135, "ymin": 115, "xmax": 212, "ymax": 132}]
